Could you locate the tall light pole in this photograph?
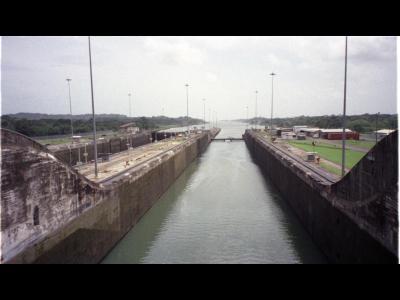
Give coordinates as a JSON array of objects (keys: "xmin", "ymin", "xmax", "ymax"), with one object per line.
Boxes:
[
  {"xmin": 185, "ymin": 83, "xmax": 189, "ymax": 136},
  {"xmin": 203, "ymin": 98, "xmax": 206, "ymax": 129},
  {"xmin": 246, "ymin": 106, "xmax": 249, "ymax": 129},
  {"xmin": 255, "ymin": 90, "xmax": 258, "ymax": 130},
  {"xmin": 270, "ymin": 72, "xmax": 276, "ymax": 134},
  {"xmin": 128, "ymin": 92, "xmax": 132, "ymax": 118},
  {"xmin": 212, "ymin": 111, "xmax": 215, "ymax": 128},
  {"xmin": 88, "ymin": 36, "xmax": 98, "ymax": 178},
  {"xmin": 341, "ymin": 36, "xmax": 348, "ymax": 178},
  {"xmin": 66, "ymin": 78, "xmax": 74, "ymax": 139},
  {"xmin": 209, "ymin": 108, "xmax": 211, "ymax": 129},
  {"xmin": 375, "ymin": 112, "xmax": 380, "ymax": 144}
]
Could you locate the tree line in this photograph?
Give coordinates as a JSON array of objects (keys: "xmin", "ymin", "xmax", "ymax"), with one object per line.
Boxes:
[
  {"xmin": 244, "ymin": 113, "xmax": 397, "ymax": 133},
  {"xmin": 1, "ymin": 114, "xmax": 204, "ymax": 137}
]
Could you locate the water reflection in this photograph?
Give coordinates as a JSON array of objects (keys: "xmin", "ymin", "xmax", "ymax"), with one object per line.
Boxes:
[{"xmin": 102, "ymin": 121, "xmax": 327, "ymax": 264}]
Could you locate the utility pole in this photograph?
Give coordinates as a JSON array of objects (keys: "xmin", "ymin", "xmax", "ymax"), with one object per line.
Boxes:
[
  {"xmin": 246, "ymin": 106, "xmax": 249, "ymax": 129},
  {"xmin": 66, "ymin": 78, "xmax": 74, "ymax": 140},
  {"xmin": 88, "ymin": 36, "xmax": 98, "ymax": 178},
  {"xmin": 375, "ymin": 112, "xmax": 380, "ymax": 144},
  {"xmin": 255, "ymin": 90, "xmax": 258, "ymax": 130},
  {"xmin": 185, "ymin": 83, "xmax": 189, "ymax": 136},
  {"xmin": 203, "ymin": 99, "xmax": 206, "ymax": 130},
  {"xmin": 341, "ymin": 36, "xmax": 348, "ymax": 178},
  {"xmin": 128, "ymin": 92, "xmax": 132, "ymax": 118},
  {"xmin": 270, "ymin": 72, "xmax": 276, "ymax": 134}
]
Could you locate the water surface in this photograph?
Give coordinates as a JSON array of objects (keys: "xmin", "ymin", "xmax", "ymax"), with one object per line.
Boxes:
[{"xmin": 102, "ymin": 121, "xmax": 327, "ymax": 264}]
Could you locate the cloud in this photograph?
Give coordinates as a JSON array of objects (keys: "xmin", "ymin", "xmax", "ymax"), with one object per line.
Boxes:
[
  {"xmin": 192, "ymin": 36, "xmax": 240, "ymax": 51},
  {"xmin": 144, "ymin": 37, "xmax": 205, "ymax": 66},
  {"xmin": 205, "ymin": 72, "xmax": 218, "ymax": 82},
  {"xmin": 349, "ymin": 36, "xmax": 396, "ymax": 63}
]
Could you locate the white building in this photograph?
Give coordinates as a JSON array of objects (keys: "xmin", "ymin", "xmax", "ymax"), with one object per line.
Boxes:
[
  {"xmin": 374, "ymin": 129, "xmax": 396, "ymax": 139},
  {"xmin": 119, "ymin": 122, "xmax": 140, "ymax": 134},
  {"xmin": 293, "ymin": 125, "xmax": 308, "ymax": 134}
]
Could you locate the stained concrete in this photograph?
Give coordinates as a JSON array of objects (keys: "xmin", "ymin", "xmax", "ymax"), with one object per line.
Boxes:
[
  {"xmin": 49, "ymin": 131, "xmax": 152, "ymax": 166},
  {"xmin": 1, "ymin": 128, "xmax": 220, "ymax": 264},
  {"xmin": 244, "ymin": 129, "xmax": 398, "ymax": 264}
]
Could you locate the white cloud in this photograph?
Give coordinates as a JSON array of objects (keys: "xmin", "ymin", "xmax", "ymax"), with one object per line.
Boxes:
[
  {"xmin": 143, "ymin": 37, "xmax": 205, "ymax": 66},
  {"xmin": 205, "ymin": 72, "xmax": 218, "ymax": 82},
  {"xmin": 1, "ymin": 36, "xmax": 396, "ymax": 119}
]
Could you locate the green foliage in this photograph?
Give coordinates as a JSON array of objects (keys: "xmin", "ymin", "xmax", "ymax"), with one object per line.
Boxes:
[
  {"xmin": 1, "ymin": 114, "xmax": 203, "ymax": 137},
  {"xmin": 246, "ymin": 113, "xmax": 397, "ymax": 133}
]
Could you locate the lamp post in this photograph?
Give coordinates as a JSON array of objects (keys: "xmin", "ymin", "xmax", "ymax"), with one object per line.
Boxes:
[
  {"xmin": 185, "ymin": 83, "xmax": 189, "ymax": 136},
  {"xmin": 209, "ymin": 108, "xmax": 211, "ymax": 129},
  {"xmin": 128, "ymin": 92, "xmax": 132, "ymax": 118},
  {"xmin": 255, "ymin": 90, "xmax": 258, "ymax": 130},
  {"xmin": 203, "ymin": 99, "xmax": 206, "ymax": 130},
  {"xmin": 66, "ymin": 78, "xmax": 74, "ymax": 140},
  {"xmin": 270, "ymin": 72, "xmax": 276, "ymax": 135},
  {"xmin": 341, "ymin": 36, "xmax": 348, "ymax": 178},
  {"xmin": 246, "ymin": 106, "xmax": 249, "ymax": 129},
  {"xmin": 375, "ymin": 112, "xmax": 380, "ymax": 144},
  {"xmin": 88, "ymin": 36, "xmax": 98, "ymax": 178}
]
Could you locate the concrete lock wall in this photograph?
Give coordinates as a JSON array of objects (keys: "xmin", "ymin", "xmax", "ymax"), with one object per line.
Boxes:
[
  {"xmin": 49, "ymin": 132, "xmax": 151, "ymax": 166},
  {"xmin": 1, "ymin": 128, "xmax": 216, "ymax": 264},
  {"xmin": 244, "ymin": 130, "xmax": 398, "ymax": 264}
]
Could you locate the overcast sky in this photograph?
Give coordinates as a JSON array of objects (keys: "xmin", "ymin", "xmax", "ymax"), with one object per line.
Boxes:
[{"xmin": 1, "ymin": 36, "xmax": 397, "ymax": 120}]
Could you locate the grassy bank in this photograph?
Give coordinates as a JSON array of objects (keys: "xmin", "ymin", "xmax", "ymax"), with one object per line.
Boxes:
[{"xmin": 287, "ymin": 140, "xmax": 366, "ymax": 169}]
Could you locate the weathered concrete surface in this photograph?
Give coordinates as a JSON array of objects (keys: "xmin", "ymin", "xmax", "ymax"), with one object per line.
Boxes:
[
  {"xmin": 331, "ymin": 131, "xmax": 398, "ymax": 257},
  {"xmin": 1, "ymin": 128, "xmax": 220, "ymax": 264},
  {"xmin": 48, "ymin": 131, "xmax": 151, "ymax": 166},
  {"xmin": 244, "ymin": 130, "xmax": 398, "ymax": 264}
]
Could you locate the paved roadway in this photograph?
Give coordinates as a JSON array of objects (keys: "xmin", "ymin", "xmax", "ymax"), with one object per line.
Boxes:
[{"xmin": 75, "ymin": 136, "xmax": 191, "ymax": 182}]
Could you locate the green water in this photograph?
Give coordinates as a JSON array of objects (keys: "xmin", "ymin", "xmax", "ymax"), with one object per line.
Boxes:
[{"xmin": 102, "ymin": 122, "xmax": 327, "ymax": 264}]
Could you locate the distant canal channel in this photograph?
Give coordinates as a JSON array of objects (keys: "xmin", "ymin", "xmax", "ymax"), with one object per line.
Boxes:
[{"xmin": 102, "ymin": 121, "xmax": 327, "ymax": 264}]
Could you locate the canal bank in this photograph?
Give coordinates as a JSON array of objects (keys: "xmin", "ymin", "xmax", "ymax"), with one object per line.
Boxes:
[
  {"xmin": 1, "ymin": 128, "xmax": 219, "ymax": 263},
  {"xmin": 102, "ymin": 122, "xmax": 327, "ymax": 264},
  {"xmin": 244, "ymin": 129, "xmax": 398, "ymax": 263}
]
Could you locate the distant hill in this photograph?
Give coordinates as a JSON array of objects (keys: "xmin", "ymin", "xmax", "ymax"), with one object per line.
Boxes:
[
  {"xmin": 4, "ymin": 113, "xmax": 129, "ymax": 121},
  {"xmin": 1, "ymin": 113, "xmax": 204, "ymax": 137},
  {"xmin": 237, "ymin": 113, "xmax": 398, "ymax": 133}
]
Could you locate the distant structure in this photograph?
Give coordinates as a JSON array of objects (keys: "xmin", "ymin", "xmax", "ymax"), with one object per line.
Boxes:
[
  {"xmin": 292, "ymin": 125, "xmax": 309, "ymax": 134},
  {"xmin": 119, "ymin": 122, "xmax": 140, "ymax": 134},
  {"xmin": 72, "ymin": 135, "xmax": 83, "ymax": 143},
  {"xmin": 319, "ymin": 128, "xmax": 359, "ymax": 140},
  {"xmin": 375, "ymin": 129, "xmax": 396, "ymax": 140}
]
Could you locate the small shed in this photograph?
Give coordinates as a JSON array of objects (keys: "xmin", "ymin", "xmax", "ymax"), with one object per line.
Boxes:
[
  {"xmin": 306, "ymin": 152, "xmax": 317, "ymax": 162},
  {"xmin": 119, "ymin": 122, "xmax": 140, "ymax": 134},
  {"xmin": 297, "ymin": 133, "xmax": 306, "ymax": 140},
  {"xmin": 72, "ymin": 135, "xmax": 83, "ymax": 143},
  {"xmin": 293, "ymin": 125, "xmax": 308, "ymax": 134}
]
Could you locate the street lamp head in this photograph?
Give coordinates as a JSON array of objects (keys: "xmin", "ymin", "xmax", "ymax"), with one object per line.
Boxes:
[
  {"xmin": 185, "ymin": 84, "xmax": 189, "ymax": 87},
  {"xmin": 270, "ymin": 72, "xmax": 276, "ymax": 76},
  {"xmin": 66, "ymin": 78, "xmax": 72, "ymax": 82}
]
